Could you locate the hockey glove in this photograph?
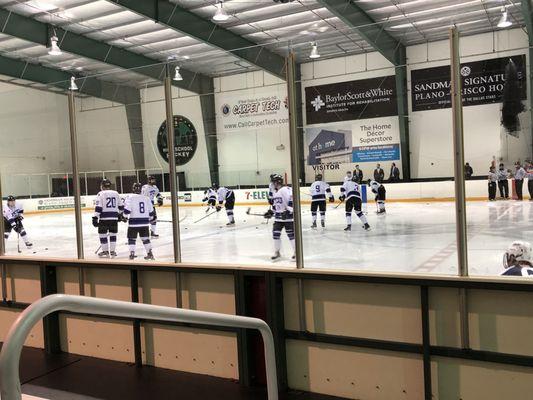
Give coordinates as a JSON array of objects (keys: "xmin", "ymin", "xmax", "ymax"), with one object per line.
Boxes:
[
  {"xmin": 15, "ymin": 215, "xmax": 23, "ymax": 222},
  {"xmin": 281, "ymin": 211, "xmax": 290, "ymax": 220},
  {"xmin": 92, "ymin": 216, "xmax": 99, "ymax": 228},
  {"xmin": 268, "ymin": 198, "xmax": 274, "ymax": 206},
  {"xmin": 216, "ymin": 206, "xmax": 222, "ymax": 212},
  {"xmin": 339, "ymin": 195, "xmax": 346, "ymax": 202},
  {"xmin": 263, "ymin": 209, "xmax": 274, "ymax": 219},
  {"xmin": 157, "ymin": 197, "xmax": 164, "ymax": 207},
  {"xmin": 329, "ymin": 196, "xmax": 335, "ymax": 203}
]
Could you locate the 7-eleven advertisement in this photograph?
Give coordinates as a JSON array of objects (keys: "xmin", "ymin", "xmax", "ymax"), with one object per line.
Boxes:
[{"xmin": 216, "ymin": 85, "xmax": 289, "ymax": 133}]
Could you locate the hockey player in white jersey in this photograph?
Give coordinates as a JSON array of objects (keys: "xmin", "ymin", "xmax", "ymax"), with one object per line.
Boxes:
[
  {"xmin": 501, "ymin": 241, "xmax": 533, "ymax": 276},
  {"xmin": 339, "ymin": 176, "xmax": 370, "ymax": 231},
  {"xmin": 266, "ymin": 174, "xmax": 295, "ymax": 260},
  {"xmin": 124, "ymin": 183, "xmax": 155, "ymax": 260},
  {"xmin": 202, "ymin": 186, "xmax": 217, "ymax": 213},
  {"xmin": 369, "ymin": 180, "xmax": 386, "ymax": 214},
  {"xmin": 215, "ymin": 184, "xmax": 236, "ymax": 226},
  {"xmin": 92, "ymin": 179, "xmax": 123, "ymax": 258},
  {"xmin": 141, "ymin": 176, "xmax": 163, "ymax": 238},
  {"xmin": 3, "ymin": 195, "xmax": 32, "ymax": 248},
  {"xmin": 310, "ymin": 174, "xmax": 334, "ymax": 228}
]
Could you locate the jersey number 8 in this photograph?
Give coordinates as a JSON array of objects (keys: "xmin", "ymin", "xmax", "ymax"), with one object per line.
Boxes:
[{"xmin": 139, "ymin": 203, "xmax": 145, "ymax": 214}]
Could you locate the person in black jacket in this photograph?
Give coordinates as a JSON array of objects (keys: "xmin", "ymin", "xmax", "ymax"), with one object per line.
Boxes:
[
  {"xmin": 353, "ymin": 165, "xmax": 363, "ymax": 184},
  {"xmin": 464, "ymin": 162, "xmax": 473, "ymax": 179},
  {"xmin": 373, "ymin": 163, "xmax": 385, "ymax": 183},
  {"xmin": 389, "ymin": 163, "xmax": 400, "ymax": 182}
]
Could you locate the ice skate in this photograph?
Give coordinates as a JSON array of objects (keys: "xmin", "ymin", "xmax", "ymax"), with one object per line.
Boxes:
[
  {"xmin": 344, "ymin": 225, "xmax": 351, "ymax": 231},
  {"xmin": 144, "ymin": 250, "xmax": 155, "ymax": 260},
  {"xmin": 271, "ymin": 251, "xmax": 281, "ymax": 260},
  {"xmin": 25, "ymin": 242, "xmax": 33, "ymax": 248},
  {"xmin": 110, "ymin": 251, "xmax": 117, "ymax": 258},
  {"xmin": 226, "ymin": 221, "xmax": 235, "ymax": 226},
  {"xmin": 311, "ymin": 221, "xmax": 317, "ymax": 228},
  {"xmin": 292, "ymin": 254, "xmax": 296, "ymax": 260},
  {"xmin": 151, "ymin": 232, "xmax": 159, "ymax": 238},
  {"xmin": 98, "ymin": 250, "xmax": 110, "ymax": 258},
  {"xmin": 363, "ymin": 223, "xmax": 371, "ymax": 231},
  {"xmin": 321, "ymin": 220, "xmax": 325, "ymax": 228},
  {"xmin": 129, "ymin": 251, "xmax": 136, "ymax": 260}
]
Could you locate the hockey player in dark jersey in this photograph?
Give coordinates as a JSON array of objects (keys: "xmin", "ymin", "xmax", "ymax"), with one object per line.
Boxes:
[{"xmin": 501, "ymin": 241, "xmax": 533, "ymax": 276}]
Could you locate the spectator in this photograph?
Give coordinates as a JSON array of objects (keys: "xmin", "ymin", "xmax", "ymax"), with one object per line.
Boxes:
[
  {"xmin": 373, "ymin": 163, "xmax": 385, "ymax": 183},
  {"xmin": 526, "ymin": 161, "xmax": 533, "ymax": 201},
  {"xmin": 497, "ymin": 163, "xmax": 509, "ymax": 199},
  {"xmin": 389, "ymin": 163, "xmax": 400, "ymax": 182},
  {"xmin": 353, "ymin": 165, "xmax": 363, "ymax": 184},
  {"xmin": 515, "ymin": 162, "xmax": 527, "ymax": 201},
  {"xmin": 488, "ymin": 166, "xmax": 497, "ymax": 201},
  {"xmin": 464, "ymin": 162, "xmax": 473, "ymax": 179}
]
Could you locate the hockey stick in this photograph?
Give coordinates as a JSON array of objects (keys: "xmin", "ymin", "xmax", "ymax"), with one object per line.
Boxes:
[
  {"xmin": 333, "ymin": 200, "xmax": 345, "ymax": 209},
  {"xmin": 246, "ymin": 207, "xmax": 268, "ymax": 217},
  {"xmin": 16, "ymin": 232, "xmax": 21, "ymax": 254},
  {"xmin": 157, "ymin": 216, "xmax": 188, "ymax": 223},
  {"xmin": 94, "ymin": 245, "xmax": 101, "ymax": 255},
  {"xmin": 193, "ymin": 210, "xmax": 217, "ymax": 224}
]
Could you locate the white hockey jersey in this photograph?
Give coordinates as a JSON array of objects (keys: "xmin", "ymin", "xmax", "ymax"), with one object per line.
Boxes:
[
  {"xmin": 341, "ymin": 180, "xmax": 361, "ymax": 200},
  {"xmin": 124, "ymin": 194, "xmax": 155, "ymax": 227},
  {"xmin": 141, "ymin": 184, "xmax": 161, "ymax": 204},
  {"xmin": 3, "ymin": 202, "xmax": 24, "ymax": 226},
  {"xmin": 94, "ymin": 190, "xmax": 123, "ymax": 221},
  {"xmin": 310, "ymin": 180, "xmax": 333, "ymax": 202},
  {"xmin": 272, "ymin": 186, "xmax": 293, "ymax": 222},
  {"xmin": 203, "ymin": 188, "xmax": 217, "ymax": 202},
  {"xmin": 343, "ymin": 174, "xmax": 353, "ymax": 183},
  {"xmin": 217, "ymin": 187, "xmax": 234, "ymax": 203}
]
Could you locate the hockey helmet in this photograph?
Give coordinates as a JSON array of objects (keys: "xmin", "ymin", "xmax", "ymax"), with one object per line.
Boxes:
[
  {"xmin": 132, "ymin": 182, "xmax": 142, "ymax": 194},
  {"xmin": 6, "ymin": 195, "xmax": 15, "ymax": 206},
  {"xmin": 147, "ymin": 175, "xmax": 156, "ymax": 184},
  {"xmin": 503, "ymin": 241, "xmax": 533, "ymax": 268},
  {"xmin": 369, "ymin": 180, "xmax": 379, "ymax": 190},
  {"xmin": 271, "ymin": 174, "xmax": 284, "ymax": 186},
  {"xmin": 101, "ymin": 178, "xmax": 112, "ymax": 190},
  {"xmin": 316, "ymin": 173, "xmax": 323, "ymax": 181},
  {"xmin": 269, "ymin": 174, "xmax": 276, "ymax": 182},
  {"xmin": 212, "ymin": 182, "xmax": 219, "ymax": 190}
]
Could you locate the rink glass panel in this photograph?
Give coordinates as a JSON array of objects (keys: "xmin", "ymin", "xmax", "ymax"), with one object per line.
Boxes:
[
  {"xmin": 460, "ymin": 34, "xmax": 533, "ymax": 277},
  {"xmin": 298, "ymin": 53, "xmax": 460, "ymax": 274},
  {"xmin": 0, "ymin": 84, "xmax": 77, "ymax": 258}
]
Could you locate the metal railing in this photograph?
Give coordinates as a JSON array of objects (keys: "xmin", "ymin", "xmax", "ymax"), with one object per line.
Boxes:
[{"xmin": 0, "ymin": 294, "xmax": 278, "ymax": 400}]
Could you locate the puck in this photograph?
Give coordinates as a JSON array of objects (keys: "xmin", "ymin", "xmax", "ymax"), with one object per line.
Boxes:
[{"xmin": 256, "ymin": 227, "xmax": 259, "ymax": 229}]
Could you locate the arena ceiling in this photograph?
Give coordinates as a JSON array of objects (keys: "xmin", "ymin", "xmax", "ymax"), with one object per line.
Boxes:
[{"xmin": 0, "ymin": 0, "xmax": 527, "ymax": 97}]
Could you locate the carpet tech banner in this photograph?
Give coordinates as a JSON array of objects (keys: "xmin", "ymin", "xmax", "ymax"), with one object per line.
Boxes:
[
  {"xmin": 305, "ymin": 75, "xmax": 398, "ymax": 125},
  {"xmin": 411, "ymin": 54, "xmax": 526, "ymax": 111},
  {"xmin": 216, "ymin": 85, "xmax": 289, "ymax": 133}
]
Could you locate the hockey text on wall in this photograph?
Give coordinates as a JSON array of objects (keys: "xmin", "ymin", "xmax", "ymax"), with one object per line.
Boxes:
[{"xmin": 157, "ymin": 115, "xmax": 198, "ymax": 165}]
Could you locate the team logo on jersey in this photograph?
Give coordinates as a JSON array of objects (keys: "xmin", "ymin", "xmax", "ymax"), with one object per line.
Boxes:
[
  {"xmin": 157, "ymin": 115, "xmax": 198, "ymax": 166},
  {"xmin": 221, "ymin": 104, "xmax": 231, "ymax": 116}
]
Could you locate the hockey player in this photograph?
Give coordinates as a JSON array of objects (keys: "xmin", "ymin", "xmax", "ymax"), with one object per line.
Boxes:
[
  {"xmin": 339, "ymin": 176, "xmax": 370, "ymax": 231},
  {"xmin": 92, "ymin": 179, "xmax": 123, "ymax": 258},
  {"xmin": 369, "ymin": 180, "xmax": 386, "ymax": 214},
  {"xmin": 344, "ymin": 171, "xmax": 353, "ymax": 183},
  {"xmin": 123, "ymin": 183, "xmax": 155, "ymax": 260},
  {"xmin": 501, "ymin": 241, "xmax": 533, "ymax": 276},
  {"xmin": 310, "ymin": 174, "xmax": 334, "ymax": 228},
  {"xmin": 215, "ymin": 184, "xmax": 236, "ymax": 226},
  {"xmin": 141, "ymin": 176, "xmax": 163, "ymax": 238},
  {"xmin": 3, "ymin": 196, "xmax": 32, "ymax": 248},
  {"xmin": 266, "ymin": 174, "xmax": 295, "ymax": 260},
  {"xmin": 202, "ymin": 186, "xmax": 217, "ymax": 213}
]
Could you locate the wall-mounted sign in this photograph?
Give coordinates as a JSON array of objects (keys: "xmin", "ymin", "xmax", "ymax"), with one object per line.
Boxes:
[
  {"xmin": 411, "ymin": 55, "xmax": 527, "ymax": 111},
  {"xmin": 157, "ymin": 115, "xmax": 198, "ymax": 165},
  {"xmin": 305, "ymin": 75, "xmax": 398, "ymax": 125}
]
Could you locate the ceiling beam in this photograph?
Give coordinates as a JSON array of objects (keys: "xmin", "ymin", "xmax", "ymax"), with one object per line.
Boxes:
[
  {"xmin": 0, "ymin": 8, "xmax": 213, "ymax": 94},
  {"xmin": 0, "ymin": 53, "xmax": 139, "ymax": 104},
  {"xmin": 106, "ymin": 0, "xmax": 287, "ymax": 79},
  {"xmin": 315, "ymin": 0, "xmax": 405, "ymax": 66}
]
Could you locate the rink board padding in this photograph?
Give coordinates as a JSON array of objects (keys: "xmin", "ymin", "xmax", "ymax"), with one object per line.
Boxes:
[{"xmin": 2, "ymin": 258, "xmax": 533, "ymax": 399}]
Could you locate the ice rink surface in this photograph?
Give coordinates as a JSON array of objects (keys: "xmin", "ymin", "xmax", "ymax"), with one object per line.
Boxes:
[{"xmin": 4, "ymin": 199, "xmax": 531, "ymax": 277}]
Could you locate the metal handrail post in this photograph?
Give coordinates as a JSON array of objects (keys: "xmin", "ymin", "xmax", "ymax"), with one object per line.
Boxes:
[{"xmin": 0, "ymin": 294, "xmax": 278, "ymax": 400}]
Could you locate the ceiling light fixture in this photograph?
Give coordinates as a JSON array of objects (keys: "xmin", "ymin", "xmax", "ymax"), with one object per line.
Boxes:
[
  {"xmin": 309, "ymin": 42, "xmax": 320, "ymax": 59},
  {"xmin": 213, "ymin": 1, "xmax": 229, "ymax": 22},
  {"xmin": 69, "ymin": 76, "xmax": 78, "ymax": 91},
  {"xmin": 173, "ymin": 66, "xmax": 183, "ymax": 81},
  {"xmin": 497, "ymin": 6, "xmax": 512, "ymax": 28},
  {"xmin": 48, "ymin": 29, "xmax": 62, "ymax": 56}
]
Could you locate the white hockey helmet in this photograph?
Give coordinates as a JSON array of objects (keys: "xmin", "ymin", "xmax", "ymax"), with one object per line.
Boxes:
[
  {"xmin": 369, "ymin": 180, "xmax": 379, "ymax": 190},
  {"xmin": 503, "ymin": 241, "xmax": 532, "ymax": 268}
]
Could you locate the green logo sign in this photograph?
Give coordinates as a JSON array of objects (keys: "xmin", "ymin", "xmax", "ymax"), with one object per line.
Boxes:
[{"xmin": 157, "ymin": 115, "xmax": 198, "ymax": 165}]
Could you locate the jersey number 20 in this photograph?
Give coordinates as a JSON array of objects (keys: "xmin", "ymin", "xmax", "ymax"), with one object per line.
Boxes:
[{"xmin": 106, "ymin": 198, "xmax": 116, "ymax": 208}]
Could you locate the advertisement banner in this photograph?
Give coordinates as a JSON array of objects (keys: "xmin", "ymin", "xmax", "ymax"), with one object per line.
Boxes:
[
  {"xmin": 411, "ymin": 54, "xmax": 526, "ymax": 111},
  {"xmin": 216, "ymin": 85, "xmax": 289, "ymax": 133},
  {"xmin": 305, "ymin": 75, "xmax": 398, "ymax": 125}
]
